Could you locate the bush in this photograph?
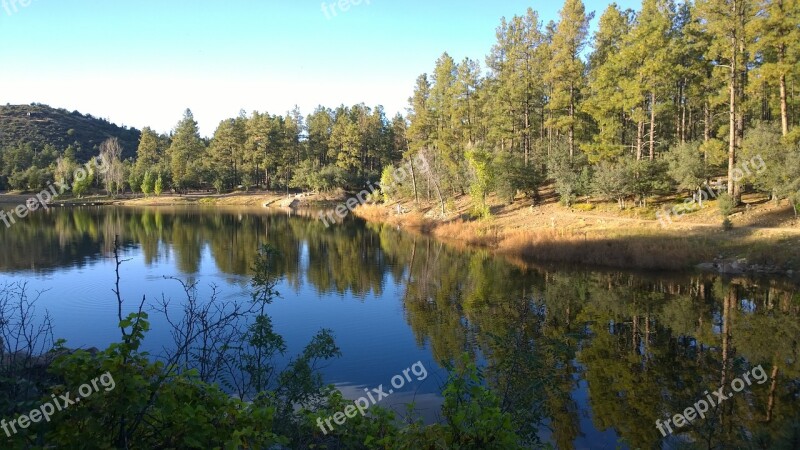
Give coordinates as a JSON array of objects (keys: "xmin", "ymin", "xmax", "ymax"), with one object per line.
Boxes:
[
  {"xmin": 592, "ymin": 159, "xmax": 633, "ymax": 208},
  {"xmin": 718, "ymin": 192, "xmax": 735, "ymax": 230},
  {"xmin": 548, "ymin": 148, "xmax": 590, "ymax": 207},
  {"xmin": 717, "ymin": 192, "xmax": 735, "ymax": 218}
]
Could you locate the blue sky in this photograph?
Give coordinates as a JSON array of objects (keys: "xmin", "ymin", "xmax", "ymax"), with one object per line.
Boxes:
[{"xmin": 0, "ymin": 0, "xmax": 641, "ymax": 137}]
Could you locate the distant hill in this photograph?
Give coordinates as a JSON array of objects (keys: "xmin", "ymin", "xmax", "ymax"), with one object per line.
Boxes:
[{"xmin": 0, "ymin": 104, "xmax": 140, "ymax": 161}]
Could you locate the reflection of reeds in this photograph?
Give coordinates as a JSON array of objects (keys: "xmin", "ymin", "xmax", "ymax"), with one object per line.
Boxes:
[{"xmin": 498, "ymin": 230, "xmax": 707, "ymax": 271}]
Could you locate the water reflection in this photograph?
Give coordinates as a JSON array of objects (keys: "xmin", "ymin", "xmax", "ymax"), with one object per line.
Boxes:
[{"xmin": 0, "ymin": 206, "xmax": 797, "ymax": 448}]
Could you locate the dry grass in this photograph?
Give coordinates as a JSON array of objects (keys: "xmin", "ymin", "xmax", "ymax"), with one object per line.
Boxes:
[
  {"xmin": 354, "ymin": 194, "xmax": 799, "ymax": 272},
  {"xmin": 354, "ymin": 204, "xmax": 434, "ymax": 231}
]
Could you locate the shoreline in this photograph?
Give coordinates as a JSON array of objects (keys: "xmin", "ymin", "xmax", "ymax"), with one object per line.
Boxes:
[
  {"xmin": 2, "ymin": 191, "xmax": 799, "ymax": 277},
  {"xmin": 351, "ymin": 197, "xmax": 800, "ymax": 277}
]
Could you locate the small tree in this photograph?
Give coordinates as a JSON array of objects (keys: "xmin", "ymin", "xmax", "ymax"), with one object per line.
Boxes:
[
  {"xmin": 466, "ymin": 147, "xmax": 493, "ymax": 219},
  {"xmin": 154, "ymin": 174, "xmax": 164, "ymax": 196},
  {"xmin": 548, "ymin": 149, "xmax": 590, "ymax": 207},
  {"xmin": 718, "ymin": 192, "xmax": 735, "ymax": 230},
  {"xmin": 790, "ymin": 190, "xmax": 800, "ymax": 217},
  {"xmin": 99, "ymin": 137, "xmax": 125, "ymax": 197},
  {"xmin": 72, "ymin": 169, "xmax": 94, "ymax": 198},
  {"xmin": 141, "ymin": 171, "xmax": 153, "ymax": 196},
  {"xmin": 666, "ymin": 142, "xmax": 708, "ymax": 205},
  {"xmin": 592, "ymin": 159, "xmax": 633, "ymax": 209}
]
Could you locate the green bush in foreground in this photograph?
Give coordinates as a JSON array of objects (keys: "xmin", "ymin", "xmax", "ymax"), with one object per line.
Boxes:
[{"xmin": 2, "ymin": 321, "xmax": 526, "ymax": 449}]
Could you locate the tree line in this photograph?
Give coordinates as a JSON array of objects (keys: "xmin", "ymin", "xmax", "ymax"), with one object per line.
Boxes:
[
  {"xmin": 1, "ymin": 0, "xmax": 798, "ymax": 216},
  {"xmin": 388, "ymin": 0, "xmax": 800, "ymax": 217}
]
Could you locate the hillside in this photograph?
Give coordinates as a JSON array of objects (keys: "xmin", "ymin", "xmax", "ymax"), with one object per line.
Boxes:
[{"xmin": 0, "ymin": 104, "xmax": 140, "ymax": 161}]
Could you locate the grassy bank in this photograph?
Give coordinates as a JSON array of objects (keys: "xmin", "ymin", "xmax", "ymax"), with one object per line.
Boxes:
[{"xmin": 354, "ymin": 195, "xmax": 800, "ymax": 274}]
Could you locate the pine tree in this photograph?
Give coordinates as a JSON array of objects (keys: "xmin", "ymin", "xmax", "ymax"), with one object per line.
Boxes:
[
  {"xmin": 209, "ymin": 118, "xmax": 246, "ymax": 191},
  {"xmin": 134, "ymin": 127, "xmax": 160, "ymax": 176},
  {"xmin": 154, "ymin": 174, "xmax": 163, "ymax": 196},
  {"xmin": 754, "ymin": 0, "xmax": 799, "ymax": 136},
  {"xmin": 485, "ymin": 9, "xmax": 548, "ymax": 163},
  {"xmin": 697, "ymin": 0, "xmax": 754, "ymax": 201},
  {"xmin": 167, "ymin": 109, "xmax": 205, "ymax": 191},
  {"xmin": 623, "ymin": 0, "xmax": 676, "ymax": 160},
  {"xmin": 584, "ymin": 4, "xmax": 634, "ymax": 162},
  {"xmin": 141, "ymin": 171, "xmax": 153, "ymax": 196},
  {"xmin": 545, "ymin": 0, "xmax": 592, "ymax": 160},
  {"xmin": 407, "ymin": 74, "xmax": 434, "ymax": 156}
]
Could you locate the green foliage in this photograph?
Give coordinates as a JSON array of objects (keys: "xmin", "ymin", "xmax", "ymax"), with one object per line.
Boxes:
[
  {"xmin": 19, "ymin": 313, "xmax": 287, "ymax": 449},
  {"xmin": 741, "ymin": 123, "xmax": 798, "ymax": 201},
  {"xmin": 433, "ymin": 354, "xmax": 526, "ymax": 449},
  {"xmin": 545, "ymin": 0, "xmax": 592, "ymax": 158},
  {"xmin": 126, "ymin": 161, "xmax": 140, "ymax": 194},
  {"xmin": 153, "ymin": 174, "xmax": 163, "ymax": 196},
  {"xmin": 466, "ymin": 147, "xmax": 493, "ymax": 219},
  {"xmin": 592, "ymin": 159, "xmax": 634, "ymax": 208},
  {"xmin": 629, "ymin": 159, "xmax": 671, "ymax": 207},
  {"xmin": 790, "ymin": 189, "xmax": 800, "ymax": 217},
  {"xmin": 493, "ymin": 151, "xmax": 546, "ymax": 205},
  {"xmin": 666, "ymin": 141, "xmax": 708, "ymax": 193},
  {"xmin": 722, "ymin": 217, "xmax": 733, "ymax": 231},
  {"xmin": 208, "ymin": 118, "xmax": 246, "ymax": 192},
  {"xmin": 71, "ymin": 168, "xmax": 94, "ymax": 198},
  {"xmin": 0, "ymin": 249, "xmax": 529, "ymax": 449},
  {"xmin": 717, "ymin": 192, "xmax": 735, "ymax": 222},
  {"xmin": 140, "ymin": 171, "xmax": 153, "ymax": 196},
  {"xmin": 290, "ymin": 161, "xmax": 348, "ymax": 193},
  {"xmin": 700, "ymin": 139, "xmax": 728, "ymax": 169},
  {"xmin": 548, "ymin": 148, "xmax": 590, "ymax": 206},
  {"xmin": 167, "ymin": 109, "xmax": 205, "ymax": 191}
]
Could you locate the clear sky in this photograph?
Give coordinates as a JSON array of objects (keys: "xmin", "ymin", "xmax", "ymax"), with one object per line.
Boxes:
[{"xmin": 0, "ymin": 0, "xmax": 641, "ymax": 137}]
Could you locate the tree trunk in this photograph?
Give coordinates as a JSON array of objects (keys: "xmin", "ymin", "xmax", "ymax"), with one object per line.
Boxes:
[
  {"xmin": 780, "ymin": 72, "xmax": 789, "ymax": 136},
  {"xmin": 569, "ymin": 83, "xmax": 575, "ymax": 161},
  {"xmin": 681, "ymin": 85, "xmax": 687, "ymax": 143},
  {"xmin": 636, "ymin": 118, "xmax": 644, "ymax": 161},
  {"xmin": 766, "ymin": 363, "xmax": 779, "ymax": 422},
  {"xmin": 727, "ymin": 53, "xmax": 737, "ymax": 199},
  {"xmin": 649, "ymin": 91, "xmax": 656, "ymax": 160},
  {"xmin": 409, "ymin": 156, "xmax": 419, "ymax": 204},
  {"xmin": 524, "ymin": 99, "xmax": 530, "ymax": 167}
]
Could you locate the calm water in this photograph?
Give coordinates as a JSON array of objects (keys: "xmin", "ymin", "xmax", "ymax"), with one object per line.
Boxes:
[{"xmin": 0, "ymin": 206, "xmax": 798, "ymax": 449}]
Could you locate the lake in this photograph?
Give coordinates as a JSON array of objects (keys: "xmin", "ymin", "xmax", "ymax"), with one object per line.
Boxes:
[{"xmin": 0, "ymin": 206, "xmax": 797, "ymax": 449}]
